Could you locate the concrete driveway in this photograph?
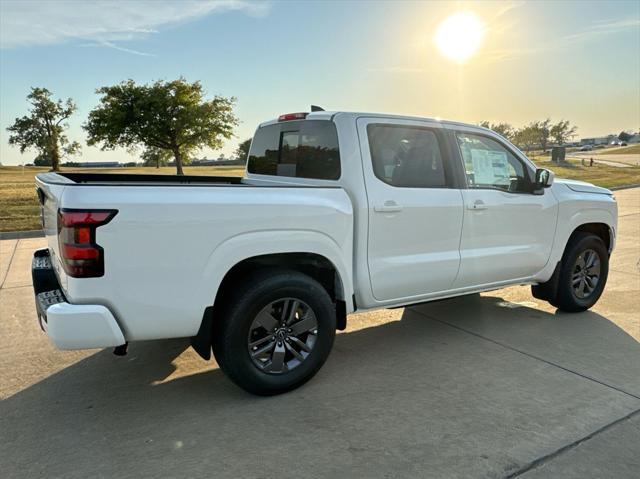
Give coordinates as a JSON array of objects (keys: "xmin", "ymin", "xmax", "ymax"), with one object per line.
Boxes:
[{"xmin": 1, "ymin": 188, "xmax": 638, "ymax": 479}]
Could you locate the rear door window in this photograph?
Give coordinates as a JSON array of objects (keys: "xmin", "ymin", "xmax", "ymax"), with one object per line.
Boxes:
[
  {"xmin": 248, "ymin": 120, "xmax": 341, "ymax": 180},
  {"xmin": 367, "ymin": 124, "xmax": 449, "ymax": 188}
]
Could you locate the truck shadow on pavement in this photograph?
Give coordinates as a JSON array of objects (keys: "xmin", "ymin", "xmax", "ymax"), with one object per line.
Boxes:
[{"xmin": 2, "ymin": 294, "xmax": 639, "ymax": 479}]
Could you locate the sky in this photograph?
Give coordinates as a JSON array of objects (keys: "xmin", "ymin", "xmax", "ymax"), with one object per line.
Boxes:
[{"xmin": 0, "ymin": 0, "xmax": 639, "ymax": 165}]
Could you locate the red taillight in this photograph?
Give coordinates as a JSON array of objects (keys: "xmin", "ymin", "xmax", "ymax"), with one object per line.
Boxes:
[
  {"xmin": 62, "ymin": 244, "xmax": 100, "ymax": 260},
  {"xmin": 59, "ymin": 210, "xmax": 114, "ymax": 227},
  {"xmin": 57, "ymin": 209, "xmax": 117, "ymax": 278},
  {"xmin": 278, "ymin": 112, "xmax": 308, "ymax": 122},
  {"xmin": 75, "ymin": 226, "xmax": 91, "ymax": 244}
]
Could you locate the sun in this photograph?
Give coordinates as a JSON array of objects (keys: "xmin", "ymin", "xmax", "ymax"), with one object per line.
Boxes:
[{"xmin": 434, "ymin": 11, "xmax": 485, "ymax": 63}]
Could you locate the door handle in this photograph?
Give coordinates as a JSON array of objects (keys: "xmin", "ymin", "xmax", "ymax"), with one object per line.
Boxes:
[
  {"xmin": 467, "ymin": 200, "xmax": 488, "ymax": 211},
  {"xmin": 374, "ymin": 200, "xmax": 402, "ymax": 213}
]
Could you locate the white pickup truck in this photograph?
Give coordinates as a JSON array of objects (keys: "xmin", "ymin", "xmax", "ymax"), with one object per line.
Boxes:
[{"xmin": 33, "ymin": 110, "xmax": 617, "ymax": 395}]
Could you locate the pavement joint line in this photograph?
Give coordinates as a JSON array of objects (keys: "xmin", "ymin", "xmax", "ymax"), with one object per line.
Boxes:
[
  {"xmin": 503, "ymin": 407, "xmax": 640, "ymax": 478},
  {"xmin": 409, "ymin": 307, "xmax": 640, "ymax": 401},
  {"xmin": 0, "ymin": 284, "xmax": 32, "ymax": 291},
  {"xmin": 608, "ymin": 268, "xmax": 640, "ymax": 277},
  {"xmin": 0, "ymin": 240, "xmax": 19, "ymax": 290}
]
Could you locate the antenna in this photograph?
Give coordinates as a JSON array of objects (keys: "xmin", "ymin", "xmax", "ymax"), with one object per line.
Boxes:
[{"xmin": 310, "ymin": 105, "xmax": 325, "ymax": 112}]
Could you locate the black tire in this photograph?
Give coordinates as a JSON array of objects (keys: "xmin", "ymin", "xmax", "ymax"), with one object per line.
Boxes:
[
  {"xmin": 554, "ymin": 232, "xmax": 609, "ymax": 312},
  {"xmin": 212, "ymin": 269, "xmax": 336, "ymax": 395}
]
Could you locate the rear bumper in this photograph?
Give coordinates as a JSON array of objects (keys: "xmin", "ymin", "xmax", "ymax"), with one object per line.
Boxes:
[{"xmin": 32, "ymin": 249, "xmax": 125, "ymax": 350}]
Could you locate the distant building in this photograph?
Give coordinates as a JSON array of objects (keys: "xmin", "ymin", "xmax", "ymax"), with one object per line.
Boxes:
[
  {"xmin": 189, "ymin": 158, "xmax": 245, "ymax": 166},
  {"xmin": 628, "ymin": 134, "xmax": 640, "ymax": 144},
  {"xmin": 190, "ymin": 159, "xmax": 220, "ymax": 166},
  {"xmin": 580, "ymin": 135, "xmax": 616, "ymax": 146},
  {"xmin": 76, "ymin": 162, "xmax": 121, "ymax": 168}
]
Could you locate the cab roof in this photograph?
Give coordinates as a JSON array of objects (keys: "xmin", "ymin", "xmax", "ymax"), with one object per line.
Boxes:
[{"xmin": 259, "ymin": 110, "xmax": 491, "ymax": 134}]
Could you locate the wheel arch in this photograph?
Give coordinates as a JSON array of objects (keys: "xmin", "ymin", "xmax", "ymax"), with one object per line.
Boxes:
[
  {"xmin": 532, "ymin": 218, "xmax": 614, "ymax": 302},
  {"xmin": 537, "ymin": 205, "xmax": 615, "ymax": 283},
  {"xmin": 213, "ymin": 251, "xmax": 347, "ymax": 309},
  {"xmin": 191, "ymin": 231, "xmax": 353, "ymax": 360},
  {"xmin": 571, "ymin": 222, "xmax": 613, "ymax": 253}
]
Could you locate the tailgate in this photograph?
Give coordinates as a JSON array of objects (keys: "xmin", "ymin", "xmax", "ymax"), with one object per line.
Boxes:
[{"xmin": 35, "ymin": 173, "xmax": 71, "ymax": 288}]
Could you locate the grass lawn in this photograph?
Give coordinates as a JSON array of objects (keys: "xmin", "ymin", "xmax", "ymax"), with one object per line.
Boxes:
[
  {"xmin": 0, "ymin": 165, "xmax": 244, "ymax": 232},
  {"xmin": 1, "ymin": 161, "xmax": 639, "ymax": 232},
  {"xmin": 531, "ymin": 156, "xmax": 640, "ymax": 190},
  {"xmin": 598, "ymin": 144, "xmax": 640, "ymax": 155}
]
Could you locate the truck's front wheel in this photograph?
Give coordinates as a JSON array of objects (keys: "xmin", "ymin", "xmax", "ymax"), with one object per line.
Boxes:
[
  {"xmin": 212, "ymin": 270, "xmax": 336, "ymax": 395},
  {"xmin": 549, "ymin": 232, "xmax": 609, "ymax": 312}
]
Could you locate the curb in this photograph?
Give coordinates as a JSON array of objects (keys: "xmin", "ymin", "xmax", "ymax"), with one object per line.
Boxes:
[
  {"xmin": 0, "ymin": 230, "xmax": 45, "ymax": 240},
  {"xmin": 610, "ymin": 184, "xmax": 640, "ymax": 191}
]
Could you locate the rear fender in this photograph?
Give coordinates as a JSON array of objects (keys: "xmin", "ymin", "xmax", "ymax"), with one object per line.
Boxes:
[{"xmin": 195, "ymin": 230, "xmax": 354, "ymax": 314}]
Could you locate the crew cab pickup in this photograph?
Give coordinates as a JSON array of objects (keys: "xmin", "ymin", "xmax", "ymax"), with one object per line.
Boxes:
[{"xmin": 33, "ymin": 110, "xmax": 617, "ymax": 395}]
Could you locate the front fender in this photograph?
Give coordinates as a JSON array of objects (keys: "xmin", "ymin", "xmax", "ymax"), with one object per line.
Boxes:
[{"xmin": 535, "ymin": 206, "xmax": 616, "ymax": 282}]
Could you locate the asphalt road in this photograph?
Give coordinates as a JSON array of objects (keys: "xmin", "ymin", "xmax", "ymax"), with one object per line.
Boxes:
[{"xmin": 1, "ymin": 188, "xmax": 638, "ymax": 479}]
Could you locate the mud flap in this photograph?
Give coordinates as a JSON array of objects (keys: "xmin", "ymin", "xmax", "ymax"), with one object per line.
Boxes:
[
  {"xmin": 531, "ymin": 261, "xmax": 561, "ymax": 302},
  {"xmin": 190, "ymin": 306, "xmax": 214, "ymax": 360}
]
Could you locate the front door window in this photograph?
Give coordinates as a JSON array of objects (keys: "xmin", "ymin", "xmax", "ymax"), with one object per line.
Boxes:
[{"xmin": 456, "ymin": 133, "xmax": 531, "ymax": 193}]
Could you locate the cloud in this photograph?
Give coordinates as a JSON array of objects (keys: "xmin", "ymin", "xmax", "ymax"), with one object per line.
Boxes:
[
  {"xmin": 484, "ymin": 17, "xmax": 640, "ymax": 64},
  {"xmin": 560, "ymin": 18, "xmax": 640, "ymax": 44},
  {"xmin": 95, "ymin": 41, "xmax": 158, "ymax": 57},
  {"xmin": 373, "ymin": 13, "xmax": 639, "ymax": 71},
  {"xmin": 0, "ymin": 0, "xmax": 268, "ymax": 52},
  {"xmin": 367, "ymin": 66, "xmax": 426, "ymax": 73},
  {"xmin": 493, "ymin": 1, "xmax": 526, "ymax": 20}
]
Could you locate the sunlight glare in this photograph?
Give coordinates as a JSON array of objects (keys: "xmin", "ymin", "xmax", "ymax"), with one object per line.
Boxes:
[{"xmin": 434, "ymin": 11, "xmax": 485, "ymax": 63}]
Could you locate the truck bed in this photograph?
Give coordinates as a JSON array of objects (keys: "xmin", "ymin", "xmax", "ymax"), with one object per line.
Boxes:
[
  {"xmin": 37, "ymin": 172, "xmax": 244, "ymax": 186},
  {"xmin": 34, "ymin": 171, "xmax": 354, "ymax": 341}
]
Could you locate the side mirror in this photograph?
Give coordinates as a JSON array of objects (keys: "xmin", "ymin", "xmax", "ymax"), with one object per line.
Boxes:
[{"xmin": 534, "ymin": 168, "xmax": 554, "ymax": 192}]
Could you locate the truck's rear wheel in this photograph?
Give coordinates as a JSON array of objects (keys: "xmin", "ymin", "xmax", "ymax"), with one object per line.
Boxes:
[
  {"xmin": 212, "ymin": 270, "xmax": 336, "ymax": 395},
  {"xmin": 552, "ymin": 232, "xmax": 609, "ymax": 312}
]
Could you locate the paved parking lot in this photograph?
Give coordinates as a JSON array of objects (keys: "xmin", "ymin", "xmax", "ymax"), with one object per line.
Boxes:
[{"xmin": 1, "ymin": 188, "xmax": 638, "ymax": 479}]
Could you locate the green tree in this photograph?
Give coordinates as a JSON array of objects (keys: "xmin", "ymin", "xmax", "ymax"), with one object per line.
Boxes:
[
  {"xmin": 6, "ymin": 87, "xmax": 80, "ymax": 171},
  {"xmin": 34, "ymin": 154, "xmax": 52, "ymax": 166},
  {"xmin": 512, "ymin": 125, "xmax": 539, "ymax": 153},
  {"xmin": 533, "ymin": 119, "xmax": 552, "ymax": 153},
  {"xmin": 513, "ymin": 120, "xmax": 550, "ymax": 153},
  {"xmin": 550, "ymin": 120, "xmax": 577, "ymax": 146},
  {"xmin": 141, "ymin": 147, "xmax": 171, "ymax": 168},
  {"xmin": 479, "ymin": 121, "xmax": 514, "ymax": 141},
  {"xmin": 234, "ymin": 138, "xmax": 252, "ymax": 163},
  {"xmin": 526, "ymin": 118, "xmax": 552, "ymax": 153},
  {"xmin": 84, "ymin": 78, "xmax": 238, "ymax": 175}
]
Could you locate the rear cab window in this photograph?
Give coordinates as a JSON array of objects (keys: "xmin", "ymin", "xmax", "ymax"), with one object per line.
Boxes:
[{"xmin": 248, "ymin": 120, "xmax": 341, "ymax": 180}]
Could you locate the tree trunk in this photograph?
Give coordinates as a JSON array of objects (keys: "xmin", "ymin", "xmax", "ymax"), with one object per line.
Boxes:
[
  {"xmin": 51, "ymin": 145, "xmax": 60, "ymax": 171},
  {"xmin": 173, "ymin": 148, "xmax": 184, "ymax": 175},
  {"xmin": 156, "ymin": 157, "xmax": 160, "ymax": 169},
  {"xmin": 50, "ymin": 138, "xmax": 60, "ymax": 172}
]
